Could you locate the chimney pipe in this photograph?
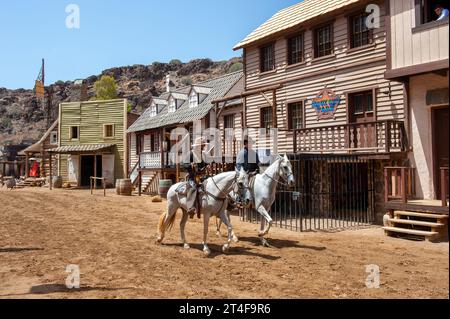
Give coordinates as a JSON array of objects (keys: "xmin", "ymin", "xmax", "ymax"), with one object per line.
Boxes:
[{"xmin": 166, "ymin": 75, "xmax": 171, "ymax": 93}]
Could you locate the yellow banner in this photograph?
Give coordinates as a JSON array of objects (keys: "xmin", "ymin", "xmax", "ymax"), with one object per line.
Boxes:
[{"xmin": 35, "ymin": 80, "xmax": 45, "ymax": 98}]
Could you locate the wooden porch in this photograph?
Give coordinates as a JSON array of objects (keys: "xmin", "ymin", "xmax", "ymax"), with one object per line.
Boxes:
[
  {"xmin": 293, "ymin": 120, "xmax": 408, "ymax": 155},
  {"xmin": 383, "ymin": 166, "xmax": 449, "ymax": 242}
]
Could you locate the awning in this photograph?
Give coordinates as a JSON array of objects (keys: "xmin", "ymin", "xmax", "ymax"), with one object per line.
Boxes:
[{"xmin": 48, "ymin": 144, "xmax": 115, "ymax": 154}]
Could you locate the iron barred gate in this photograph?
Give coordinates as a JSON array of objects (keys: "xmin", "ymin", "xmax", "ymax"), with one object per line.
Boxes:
[{"xmin": 240, "ymin": 154, "xmax": 376, "ymax": 232}]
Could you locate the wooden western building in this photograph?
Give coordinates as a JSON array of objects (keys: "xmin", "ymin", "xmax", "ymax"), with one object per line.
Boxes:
[
  {"xmin": 226, "ymin": 0, "xmax": 412, "ymax": 228},
  {"xmin": 382, "ymin": 0, "xmax": 449, "ymax": 240},
  {"xmin": 127, "ymin": 71, "xmax": 244, "ymax": 195},
  {"xmin": 48, "ymin": 99, "xmax": 136, "ymax": 188}
]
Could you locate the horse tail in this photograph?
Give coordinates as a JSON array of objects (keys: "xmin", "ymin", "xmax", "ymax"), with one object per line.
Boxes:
[{"xmin": 158, "ymin": 210, "xmax": 177, "ymax": 234}]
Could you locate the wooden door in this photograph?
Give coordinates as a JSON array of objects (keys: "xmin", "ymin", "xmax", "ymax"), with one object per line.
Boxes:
[
  {"xmin": 348, "ymin": 91, "xmax": 375, "ymax": 149},
  {"xmin": 433, "ymin": 107, "xmax": 449, "ymax": 200}
]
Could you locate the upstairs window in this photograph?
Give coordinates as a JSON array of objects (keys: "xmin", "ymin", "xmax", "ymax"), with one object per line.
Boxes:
[
  {"xmin": 314, "ymin": 24, "xmax": 333, "ymax": 58},
  {"xmin": 260, "ymin": 43, "xmax": 275, "ymax": 72},
  {"xmin": 150, "ymin": 104, "xmax": 157, "ymax": 117},
  {"xmin": 50, "ymin": 131, "xmax": 58, "ymax": 145},
  {"xmin": 168, "ymin": 97, "xmax": 176, "ymax": 113},
  {"xmin": 350, "ymin": 12, "xmax": 373, "ymax": 48},
  {"xmin": 349, "ymin": 91, "xmax": 374, "ymax": 115},
  {"xmin": 70, "ymin": 126, "xmax": 79, "ymax": 140},
  {"xmin": 189, "ymin": 91, "xmax": 198, "ymax": 108},
  {"xmin": 260, "ymin": 107, "xmax": 273, "ymax": 131},
  {"xmin": 288, "ymin": 102, "xmax": 304, "ymax": 130},
  {"xmin": 416, "ymin": 0, "xmax": 449, "ymax": 25},
  {"xmin": 288, "ymin": 33, "xmax": 305, "ymax": 65},
  {"xmin": 224, "ymin": 114, "xmax": 235, "ymax": 129},
  {"xmin": 103, "ymin": 124, "xmax": 115, "ymax": 138},
  {"xmin": 150, "ymin": 133, "xmax": 160, "ymax": 152}
]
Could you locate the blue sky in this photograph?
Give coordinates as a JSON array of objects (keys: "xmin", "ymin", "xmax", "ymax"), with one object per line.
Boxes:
[{"xmin": 0, "ymin": 0, "xmax": 300, "ymax": 89}]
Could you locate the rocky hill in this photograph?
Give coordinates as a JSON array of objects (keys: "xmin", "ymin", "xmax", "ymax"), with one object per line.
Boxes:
[{"xmin": 0, "ymin": 57, "xmax": 243, "ymax": 144}]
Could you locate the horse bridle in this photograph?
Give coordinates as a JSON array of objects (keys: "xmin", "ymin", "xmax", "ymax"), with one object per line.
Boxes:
[
  {"xmin": 263, "ymin": 163, "xmax": 294, "ymax": 187},
  {"xmin": 205, "ymin": 172, "xmax": 250, "ymax": 202}
]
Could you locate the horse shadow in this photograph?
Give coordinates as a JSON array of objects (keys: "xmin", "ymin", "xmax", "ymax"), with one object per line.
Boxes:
[
  {"xmin": 236, "ymin": 237, "xmax": 327, "ymax": 251},
  {"xmin": 162, "ymin": 243, "xmax": 281, "ymax": 260},
  {"xmin": 0, "ymin": 284, "xmax": 133, "ymax": 297},
  {"xmin": 0, "ymin": 247, "xmax": 44, "ymax": 253}
]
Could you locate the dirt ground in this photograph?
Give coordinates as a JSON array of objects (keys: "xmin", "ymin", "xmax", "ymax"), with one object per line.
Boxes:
[{"xmin": 0, "ymin": 187, "xmax": 448, "ymax": 299}]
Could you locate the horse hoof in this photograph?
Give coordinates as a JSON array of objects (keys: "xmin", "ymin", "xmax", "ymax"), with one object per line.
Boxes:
[
  {"xmin": 184, "ymin": 243, "xmax": 191, "ymax": 250},
  {"xmin": 222, "ymin": 245, "xmax": 230, "ymax": 253},
  {"xmin": 216, "ymin": 231, "xmax": 222, "ymax": 238},
  {"xmin": 203, "ymin": 249, "xmax": 211, "ymax": 257},
  {"xmin": 156, "ymin": 237, "xmax": 163, "ymax": 245},
  {"xmin": 232, "ymin": 236, "xmax": 239, "ymax": 243},
  {"xmin": 261, "ymin": 239, "xmax": 270, "ymax": 248}
]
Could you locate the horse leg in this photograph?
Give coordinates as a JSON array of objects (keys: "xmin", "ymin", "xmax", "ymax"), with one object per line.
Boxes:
[
  {"xmin": 220, "ymin": 210, "xmax": 233, "ymax": 253},
  {"xmin": 257, "ymin": 205, "xmax": 273, "ymax": 247},
  {"xmin": 229, "ymin": 211, "xmax": 239, "ymax": 243},
  {"xmin": 215, "ymin": 216, "xmax": 222, "ymax": 237},
  {"xmin": 180, "ymin": 209, "xmax": 190, "ymax": 249},
  {"xmin": 202, "ymin": 213, "xmax": 211, "ymax": 257}
]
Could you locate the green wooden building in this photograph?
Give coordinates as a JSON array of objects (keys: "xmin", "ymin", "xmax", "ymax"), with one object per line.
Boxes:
[{"xmin": 49, "ymin": 99, "xmax": 129, "ymax": 187}]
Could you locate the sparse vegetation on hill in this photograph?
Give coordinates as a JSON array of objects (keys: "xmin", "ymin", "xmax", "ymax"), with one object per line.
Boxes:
[{"xmin": 0, "ymin": 57, "xmax": 243, "ymax": 144}]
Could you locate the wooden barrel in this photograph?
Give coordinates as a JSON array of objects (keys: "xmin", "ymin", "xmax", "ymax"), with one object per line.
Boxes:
[
  {"xmin": 52, "ymin": 176, "xmax": 63, "ymax": 189},
  {"xmin": 159, "ymin": 179, "xmax": 173, "ymax": 199},
  {"xmin": 116, "ymin": 179, "xmax": 132, "ymax": 196}
]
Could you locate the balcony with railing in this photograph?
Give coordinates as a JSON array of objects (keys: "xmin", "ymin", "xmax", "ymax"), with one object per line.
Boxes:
[{"xmin": 293, "ymin": 120, "xmax": 408, "ymax": 154}]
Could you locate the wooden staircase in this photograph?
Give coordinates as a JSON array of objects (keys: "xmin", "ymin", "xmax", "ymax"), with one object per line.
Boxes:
[
  {"xmin": 383, "ymin": 210, "xmax": 449, "ymax": 242},
  {"xmin": 132, "ymin": 172, "xmax": 159, "ymax": 195}
]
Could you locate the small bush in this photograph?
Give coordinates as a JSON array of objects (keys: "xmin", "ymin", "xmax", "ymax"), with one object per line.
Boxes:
[
  {"xmin": 228, "ymin": 62, "xmax": 243, "ymax": 73},
  {"xmin": 181, "ymin": 77, "xmax": 193, "ymax": 86},
  {"xmin": 169, "ymin": 59, "xmax": 182, "ymax": 66}
]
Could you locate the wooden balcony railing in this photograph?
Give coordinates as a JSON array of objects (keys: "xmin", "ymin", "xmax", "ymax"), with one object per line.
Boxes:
[
  {"xmin": 384, "ymin": 167, "xmax": 415, "ymax": 204},
  {"xmin": 441, "ymin": 167, "xmax": 449, "ymax": 207},
  {"xmin": 293, "ymin": 120, "xmax": 408, "ymax": 154},
  {"xmin": 140, "ymin": 151, "xmax": 163, "ymax": 169}
]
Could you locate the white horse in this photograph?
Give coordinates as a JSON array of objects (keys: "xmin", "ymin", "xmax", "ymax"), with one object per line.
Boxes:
[
  {"xmin": 217, "ymin": 154, "xmax": 295, "ymax": 247},
  {"xmin": 156, "ymin": 168, "xmax": 252, "ymax": 256}
]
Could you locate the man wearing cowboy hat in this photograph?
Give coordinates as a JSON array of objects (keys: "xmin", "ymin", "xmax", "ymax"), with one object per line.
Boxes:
[
  {"xmin": 183, "ymin": 136, "xmax": 209, "ymax": 219},
  {"xmin": 236, "ymin": 135, "xmax": 260, "ymax": 175}
]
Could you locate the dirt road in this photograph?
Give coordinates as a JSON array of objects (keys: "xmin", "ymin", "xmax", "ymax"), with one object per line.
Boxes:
[{"xmin": 0, "ymin": 188, "xmax": 448, "ymax": 299}]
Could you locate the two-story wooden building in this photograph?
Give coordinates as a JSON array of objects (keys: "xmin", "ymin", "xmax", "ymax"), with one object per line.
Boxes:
[
  {"xmin": 49, "ymin": 99, "xmax": 131, "ymax": 188},
  {"xmin": 127, "ymin": 71, "xmax": 244, "ymax": 194},
  {"xmin": 224, "ymin": 0, "xmax": 411, "ymax": 228}
]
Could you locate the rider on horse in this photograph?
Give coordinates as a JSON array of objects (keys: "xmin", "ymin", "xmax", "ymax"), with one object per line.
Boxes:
[
  {"xmin": 183, "ymin": 136, "xmax": 209, "ymax": 219},
  {"xmin": 232, "ymin": 135, "xmax": 260, "ymax": 208}
]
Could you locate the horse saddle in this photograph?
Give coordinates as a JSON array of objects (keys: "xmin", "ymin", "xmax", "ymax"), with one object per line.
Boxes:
[{"xmin": 175, "ymin": 182, "xmax": 188, "ymax": 195}]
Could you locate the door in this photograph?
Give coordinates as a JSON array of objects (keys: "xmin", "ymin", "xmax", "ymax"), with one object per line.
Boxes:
[
  {"xmin": 348, "ymin": 91, "xmax": 375, "ymax": 149},
  {"xmin": 102, "ymin": 154, "xmax": 115, "ymax": 187},
  {"xmin": 80, "ymin": 155, "xmax": 102, "ymax": 187},
  {"xmin": 68, "ymin": 155, "xmax": 79, "ymax": 185},
  {"xmin": 433, "ymin": 107, "xmax": 449, "ymax": 200}
]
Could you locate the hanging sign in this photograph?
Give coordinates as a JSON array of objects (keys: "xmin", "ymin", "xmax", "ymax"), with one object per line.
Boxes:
[{"xmin": 311, "ymin": 88, "xmax": 341, "ymax": 120}]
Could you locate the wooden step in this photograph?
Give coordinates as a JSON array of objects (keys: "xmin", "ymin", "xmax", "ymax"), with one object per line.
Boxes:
[
  {"xmin": 388, "ymin": 218, "xmax": 445, "ymax": 228},
  {"xmin": 383, "ymin": 226, "xmax": 438, "ymax": 237},
  {"xmin": 394, "ymin": 211, "xmax": 449, "ymax": 219}
]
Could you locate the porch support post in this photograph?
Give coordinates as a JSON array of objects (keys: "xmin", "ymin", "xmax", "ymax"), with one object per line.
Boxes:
[
  {"xmin": 94, "ymin": 154, "xmax": 97, "ymax": 190},
  {"xmin": 401, "ymin": 168, "xmax": 407, "ymax": 204},
  {"xmin": 49, "ymin": 152, "xmax": 53, "ymax": 190},
  {"xmin": 25, "ymin": 152, "xmax": 29, "ymax": 178},
  {"xmin": 272, "ymin": 89, "xmax": 278, "ymax": 129},
  {"xmin": 441, "ymin": 168, "xmax": 447, "ymax": 207},
  {"xmin": 138, "ymin": 170, "xmax": 142, "ymax": 196},
  {"xmin": 384, "ymin": 168, "xmax": 389, "ymax": 203}
]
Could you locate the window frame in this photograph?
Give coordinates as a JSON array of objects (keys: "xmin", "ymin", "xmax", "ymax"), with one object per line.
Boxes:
[
  {"xmin": 287, "ymin": 101, "xmax": 305, "ymax": 131},
  {"xmin": 188, "ymin": 90, "xmax": 199, "ymax": 108},
  {"xmin": 346, "ymin": 89, "xmax": 377, "ymax": 123},
  {"xmin": 50, "ymin": 131, "xmax": 58, "ymax": 145},
  {"xmin": 223, "ymin": 114, "xmax": 235, "ymax": 129},
  {"xmin": 103, "ymin": 124, "xmax": 115, "ymax": 139},
  {"xmin": 313, "ymin": 23, "xmax": 334, "ymax": 58},
  {"xmin": 413, "ymin": 0, "xmax": 449, "ymax": 32},
  {"xmin": 348, "ymin": 11, "xmax": 374, "ymax": 49},
  {"xmin": 260, "ymin": 107, "xmax": 274, "ymax": 131},
  {"xmin": 259, "ymin": 43, "xmax": 276, "ymax": 73},
  {"xmin": 150, "ymin": 103, "xmax": 158, "ymax": 117},
  {"xmin": 287, "ymin": 32, "xmax": 305, "ymax": 65},
  {"xmin": 70, "ymin": 126, "xmax": 80, "ymax": 141},
  {"xmin": 150, "ymin": 132, "xmax": 160, "ymax": 152},
  {"xmin": 168, "ymin": 97, "xmax": 176, "ymax": 113}
]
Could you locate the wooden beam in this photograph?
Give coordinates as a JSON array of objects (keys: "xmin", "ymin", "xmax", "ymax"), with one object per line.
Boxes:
[
  {"xmin": 25, "ymin": 153, "xmax": 29, "ymax": 178},
  {"xmin": 211, "ymin": 84, "xmax": 283, "ymax": 104},
  {"xmin": 261, "ymin": 92, "xmax": 274, "ymax": 107},
  {"xmin": 49, "ymin": 153, "xmax": 52, "ymax": 191},
  {"xmin": 272, "ymin": 89, "xmax": 278, "ymax": 128}
]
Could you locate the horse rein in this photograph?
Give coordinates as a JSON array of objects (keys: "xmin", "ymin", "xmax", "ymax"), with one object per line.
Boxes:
[{"xmin": 263, "ymin": 167, "xmax": 294, "ymax": 187}]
